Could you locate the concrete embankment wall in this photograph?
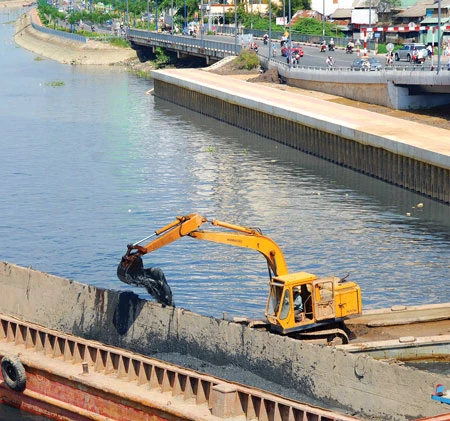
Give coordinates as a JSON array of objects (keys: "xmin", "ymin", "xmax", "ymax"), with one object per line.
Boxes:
[
  {"xmin": 151, "ymin": 69, "xmax": 450, "ymax": 204},
  {"xmin": 271, "ymin": 63, "xmax": 450, "ymax": 110},
  {"xmin": 1, "ymin": 262, "xmax": 449, "ymax": 421}
]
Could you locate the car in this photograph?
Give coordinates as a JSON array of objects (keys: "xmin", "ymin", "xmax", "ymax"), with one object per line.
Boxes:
[
  {"xmin": 394, "ymin": 43, "xmax": 426, "ymax": 62},
  {"xmin": 281, "ymin": 43, "xmax": 304, "ymax": 58},
  {"xmin": 350, "ymin": 57, "xmax": 383, "ymax": 71}
]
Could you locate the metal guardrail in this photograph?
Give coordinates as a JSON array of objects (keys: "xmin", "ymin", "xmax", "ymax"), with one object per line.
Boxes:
[
  {"xmin": 127, "ymin": 28, "xmax": 242, "ymax": 56},
  {"xmin": 0, "ymin": 313, "xmax": 361, "ymax": 421},
  {"xmin": 31, "ymin": 20, "xmax": 87, "ymax": 43},
  {"xmin": 257, "ymin": 54, "xmax": 450, "ymax": 81}
]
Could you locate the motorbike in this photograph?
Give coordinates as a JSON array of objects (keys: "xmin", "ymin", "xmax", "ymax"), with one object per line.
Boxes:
[
  {"xmin": 263, "ymin": 35, "xmax": 268, "ymax": 45},
  {"xmin": 328, "ymin": 44, "xmax": 335, "ymax": 52},
  {"xmin": 346, "ymin": 46, "xmax": 353, "ymax": 54},
  {"xmin": 411, "ymin": 53, "xmax": 425, "ymax": 64},
  {"xmin": 320, "ymin": 44, "xmax": 326, "ymax": 53}
]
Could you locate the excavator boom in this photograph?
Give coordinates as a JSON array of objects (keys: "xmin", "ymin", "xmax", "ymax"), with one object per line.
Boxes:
[{"xmin": 117, "ymin": 213, "xmax": 288, "ymax": 304}]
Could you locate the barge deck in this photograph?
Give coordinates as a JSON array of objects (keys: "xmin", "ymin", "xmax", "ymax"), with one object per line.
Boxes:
[{"xmin": 340, "ymin": 304, "xmax": 450, "ymax": 361}]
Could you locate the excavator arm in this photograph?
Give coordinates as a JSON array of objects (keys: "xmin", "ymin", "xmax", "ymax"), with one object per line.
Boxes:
[{"xmin": 117, "ymin": 213, "xmax": 289, "ymax": 305}]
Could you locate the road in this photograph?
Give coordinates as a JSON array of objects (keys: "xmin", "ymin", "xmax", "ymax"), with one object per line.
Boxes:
[{"xmin": 201, "ymin": 33, "xmax": 438, "ymax": 70}]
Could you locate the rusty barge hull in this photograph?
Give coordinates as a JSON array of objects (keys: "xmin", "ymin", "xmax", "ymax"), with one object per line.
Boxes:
[
  {"xmin": 1, "ymin": 261, "xmax": 450, "ymax": 421},
  {"xmin": 0, "ymin": 314, "xmax": 359, "ymax": 421}
]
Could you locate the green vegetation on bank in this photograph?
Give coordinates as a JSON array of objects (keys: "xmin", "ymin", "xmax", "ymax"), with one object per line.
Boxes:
[
  {"xmin": 232, "ymin": 50, "xmax": 260, "ymax": 70},
  {"xmin": 36, "ymin": 0, "xmax": 401, "ymax": 53}
]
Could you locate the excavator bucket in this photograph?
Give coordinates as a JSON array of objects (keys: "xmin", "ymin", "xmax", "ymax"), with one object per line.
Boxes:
[{"xmin": 117, "ymin": 255, "xmax": 174, "ymax": 307}]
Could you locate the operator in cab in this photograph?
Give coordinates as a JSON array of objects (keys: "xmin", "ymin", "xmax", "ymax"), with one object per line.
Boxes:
[{"xmin": 293, "ymin": 287, "xmax": 304, "ymax": 322}]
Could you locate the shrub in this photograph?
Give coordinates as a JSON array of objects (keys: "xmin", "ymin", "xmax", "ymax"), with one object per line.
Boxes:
[{"xmin": 232, "ymin": 50, "xmax": 260, "ymax": 70}]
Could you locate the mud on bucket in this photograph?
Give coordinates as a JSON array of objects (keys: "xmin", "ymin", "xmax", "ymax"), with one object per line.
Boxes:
[
  {"xmin": 117, "ymin": 255, "xmax": 174, "ymax": 307},
  {"xmin": 117, "ymin": 255, "xmax": 144, "ymax": 285}
]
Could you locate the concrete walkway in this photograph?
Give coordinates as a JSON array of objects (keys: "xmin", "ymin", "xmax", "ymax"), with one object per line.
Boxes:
[{"xmin": 152, "ymin": 68, "xmax": 450, "ymax": 170}]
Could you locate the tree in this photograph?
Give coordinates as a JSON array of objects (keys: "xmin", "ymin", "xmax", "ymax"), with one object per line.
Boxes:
[
  {"xmin": 368, "ymin": 0, "xmax": 401, "ymax": 14},
  {"xmin": 292, "ymin": 0, "xmax": 310, "ymax": 14},
  {"xmin": 291, "ymin": 17, "xmax": 343, "ymax": 36}
]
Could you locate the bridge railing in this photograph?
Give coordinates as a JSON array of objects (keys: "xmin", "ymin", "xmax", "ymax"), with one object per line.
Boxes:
[
  {"xmin": 263, "ymin": 55, "xmax": 449, "ymax": 74},
  {"xmin": 127, "ymin": 29, "xmax": 242, "ymax": 56}
]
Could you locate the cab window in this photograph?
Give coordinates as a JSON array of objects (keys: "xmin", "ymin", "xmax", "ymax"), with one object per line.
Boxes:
[
  {"xmin": 279, "ymin": 289, "xmax": 291, "ymax": 320},
  {"xmin": 267, "ymin": 285, "xmax": 283, "ymax": 315}
]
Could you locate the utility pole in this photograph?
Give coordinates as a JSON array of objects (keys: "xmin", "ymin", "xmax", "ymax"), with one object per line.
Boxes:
[
  {"xmin": 368, "ymin": 0, "xmax": 372, "ymax": 51},
  {"xmin": 234, "ymin": 0, "xmax": 237, "ymax": 53},
  {"xmin": 437, "ymin": 0, "xmax": 441, "ymax": 74},
  {"xmin": 288, "ymin": 0, "xmax": 291, "ymax": 67},
  {"xmin": 269, "ymin": 0, "xmax": 272, "ymax": 57},
  {"xmin": 184, "ymin": 0, "xmax": 186, "ymax": 32},
  {"xmin": 322, "ymin": 0, "xmax": 325, "ymax": 37}
]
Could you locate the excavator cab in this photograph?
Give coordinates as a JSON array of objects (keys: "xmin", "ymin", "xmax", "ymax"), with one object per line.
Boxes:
[{"xmin": 266, "ymin": 272, "xmax": 362, "ymax": 341}]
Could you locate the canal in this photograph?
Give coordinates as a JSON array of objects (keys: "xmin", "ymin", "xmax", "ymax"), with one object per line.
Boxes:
[{"xmin": 1, "ymin": 7, "xmax": 450, "ymax": 418}]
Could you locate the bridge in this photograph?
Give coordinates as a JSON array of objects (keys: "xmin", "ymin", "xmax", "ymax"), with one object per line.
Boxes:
[
  {"xmin": 127, "ymin": 28, "xmax": 450, "ymax": 110},
  {"xmin": 127, "ymin": 28, "xmax": 242, "ymax": 64}
]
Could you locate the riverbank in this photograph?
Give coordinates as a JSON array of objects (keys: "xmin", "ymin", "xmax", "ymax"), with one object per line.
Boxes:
[
  {"xmin": 1, "ymin": 0, "xmax": 26, "ymax": 9},
  {"xmin": 13, "ymin": 9, "xmax": 136, "ymax": 65},
  {"xmin": 10, "ymin": 6, "xmax": 449, "ymax": 129}
]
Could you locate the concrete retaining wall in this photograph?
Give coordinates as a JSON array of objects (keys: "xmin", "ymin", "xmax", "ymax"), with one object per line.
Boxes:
[
  {"xmin": 1, "ymin": 262, "xmax": 449, "ymax": 421},
  {"xmin": 270, "ymin": 61, "xmax": 450, "ymax": 110},
  {"xmin": 151, "ymin": 72, "xmax": 450, "ymax": 204},
  {"xmin": 284, "ymin": 78, "xmax": 392, "ymax": 107}
]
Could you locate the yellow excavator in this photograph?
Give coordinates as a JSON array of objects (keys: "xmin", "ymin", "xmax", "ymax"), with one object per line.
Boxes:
[{"xmin": 117, "ymin": 213, "xmax": 363, "ymax": 343}]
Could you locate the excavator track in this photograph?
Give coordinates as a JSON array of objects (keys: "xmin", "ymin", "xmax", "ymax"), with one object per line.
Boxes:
[{"xmin": 294, "ymin": 327, "xmax": 350, "ymax": 345}]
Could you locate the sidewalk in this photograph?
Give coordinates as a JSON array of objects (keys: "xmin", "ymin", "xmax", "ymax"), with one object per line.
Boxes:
[{"xmin": 153, "ymin": 67, "xmax": 450, "ymax": 168}]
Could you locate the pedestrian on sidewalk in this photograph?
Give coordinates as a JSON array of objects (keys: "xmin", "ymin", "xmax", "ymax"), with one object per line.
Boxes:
[{"xmin": 326, "ymin": 56, "xmax": 335, "ymax": 69}]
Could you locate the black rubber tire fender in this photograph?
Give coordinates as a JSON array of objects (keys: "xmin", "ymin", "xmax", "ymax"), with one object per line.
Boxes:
[{"xmin": 1, "ymin": 355, "xmax": 27, "ymax": 392}]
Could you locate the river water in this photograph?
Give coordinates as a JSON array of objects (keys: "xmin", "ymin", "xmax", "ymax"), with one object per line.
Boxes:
[{"xmin": 1, "ymin": 7, "xmax": 450, "ymax": 419}]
